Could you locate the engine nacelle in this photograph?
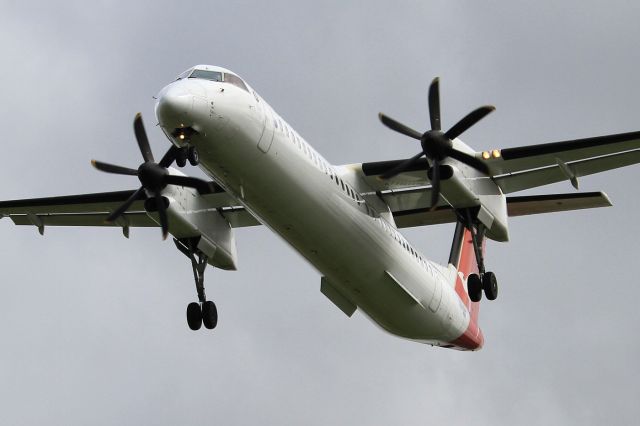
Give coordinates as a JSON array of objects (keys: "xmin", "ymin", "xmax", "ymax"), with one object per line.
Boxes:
[
  {"xmin": 153, "ymin": 183, "xmax": 239, "ymax": 270},
  {"xmin": 432, "ymin": 165, "xmax": 479, "ymax": 208},
  {"xmin": 434, "ymin": 164, "xmax": 510, "ymax": 242}
]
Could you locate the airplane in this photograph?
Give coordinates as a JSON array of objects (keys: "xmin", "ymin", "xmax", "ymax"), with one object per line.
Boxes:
[{"xmin": 1, "ymin": 64, "xmax": 638, "ymax": 351}]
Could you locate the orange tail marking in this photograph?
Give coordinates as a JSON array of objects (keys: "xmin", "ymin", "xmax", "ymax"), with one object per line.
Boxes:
[{"xmin": 450, "ymin": 227, "xmax": 484, "ymax": 350}]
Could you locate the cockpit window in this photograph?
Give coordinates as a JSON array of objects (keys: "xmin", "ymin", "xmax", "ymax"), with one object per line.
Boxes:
[
  {"xmin": 185, "ymin": 69, "xmax": 249, "ymax": 93},
  {"xmin": 189, "ymin": 69, "xmax": 223, "ymax": 82},
  {"xmin": 176, "ymin": 68, "xmax": 193, "ymax": 80},
  {"xmin": 223, "ymin": 73, "xmax": 249, "ymax": 92}
]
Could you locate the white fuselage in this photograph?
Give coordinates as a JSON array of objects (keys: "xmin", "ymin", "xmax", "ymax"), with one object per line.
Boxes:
[{"xmin": 155, "ymin": 67, "xmax": 479, "ymax": 349}]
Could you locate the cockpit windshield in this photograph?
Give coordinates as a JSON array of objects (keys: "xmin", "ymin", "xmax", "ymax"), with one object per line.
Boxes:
[
  {"xmin": 189, "ymin": 69, "xmax": 223, "ymax": 82},
  {"xmin": 223, "ymin": 73, "xmax": 249, "ymax": 92},
  {"xmin": 175, "ymin": 69, "xmax": 190, "ymax": 80},
  {"xmin": 177, "ymin": 68, "xmax": 249, "ymax": 92}
]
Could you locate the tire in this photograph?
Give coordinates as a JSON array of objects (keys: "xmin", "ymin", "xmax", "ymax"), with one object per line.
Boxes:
[
  {"xmin": 483, "ymin": 272, "xmax": 498, "ymax": 301},
  {"xmin": 468, "ymin": 273, "xmax": 483, "ymax": 302},
  {"xmin": 202, "ymin": 300, "xmax": 218, "ymax": 330},
  {"xmin": 176, "ymin": 148, "xmax": 187, "ymax": 167},
  {"xmin": 186, "ymin": 302, "xmax": 202, "ymax": 330},
  {"xmin": 187, "ymin": 146, "xmax": 199, "ymax": 166}
]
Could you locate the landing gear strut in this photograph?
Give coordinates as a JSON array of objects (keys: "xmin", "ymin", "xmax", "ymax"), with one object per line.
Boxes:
[
  {"xmin": 460, "ymin": 208, "xmax": 499, "ymax": 303},
  {"xmin": 174, "ymin": 237, "xmax": 218, "ymax": 330}
]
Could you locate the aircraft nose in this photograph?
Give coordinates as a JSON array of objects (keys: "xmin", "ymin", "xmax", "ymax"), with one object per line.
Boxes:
[{"xmin": 155, "ymin": 84, "xmax": 195, "ymax": 130}]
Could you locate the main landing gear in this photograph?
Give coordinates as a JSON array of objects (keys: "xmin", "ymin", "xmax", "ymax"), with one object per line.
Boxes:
[
  {"xmin": 175, "ymin": 146, "xmax": 200, "ymax": 168},
  {"xmin": 174, "ymin": 237, "xmax": 217, "ymax": 331},
  {"xmin": 460, "ymin": 208, "xmax": 499, "ymax": 303}
]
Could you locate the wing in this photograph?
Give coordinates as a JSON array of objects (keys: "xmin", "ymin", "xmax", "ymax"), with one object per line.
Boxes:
[
  {"xmin": 350, "ymin": 130, "xmax": 639, "ymax": 217},
  {"xmin": 487, "ymin": 131, "xmax": 640, "ymax": 193},
  {"xmin": 0, "ymin": 186, "xmax": 260, "ymax": 235}
]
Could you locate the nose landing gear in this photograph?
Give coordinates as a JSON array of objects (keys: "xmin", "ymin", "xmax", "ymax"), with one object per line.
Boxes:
[
  {"xmin": 174, "ymin": 146, "xmax": 200, "ymax": 168},
  {"xmin": 174, "ymin": 237, "xmax": 217, "ymax": 330}
]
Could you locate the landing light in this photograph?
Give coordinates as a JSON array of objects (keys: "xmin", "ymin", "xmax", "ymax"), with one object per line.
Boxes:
[
  {"xmin": 492, "ymin": 149, "xmax": 501, "ymax": 158},
  {"xmin": 171, "ymin": 126, "xmax": 198, "ymax": 142},
  {"xmin": 482, "ymin": 151, "xmax": 491, "ymax": 160}
]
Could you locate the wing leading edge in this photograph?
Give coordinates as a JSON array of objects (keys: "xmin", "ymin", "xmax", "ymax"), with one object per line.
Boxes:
[
  {"xmin": 0, "ymin": 187, "xmax": 260, "ymax": 235},
  {"xmin": 488, "ymin": 130, "xmax": 640, "ymax": 193}
]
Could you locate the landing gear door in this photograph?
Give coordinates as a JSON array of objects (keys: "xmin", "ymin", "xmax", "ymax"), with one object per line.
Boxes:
[{"xmin": 257, "ymin": 106, "xmax": 275, "ymax": 153}]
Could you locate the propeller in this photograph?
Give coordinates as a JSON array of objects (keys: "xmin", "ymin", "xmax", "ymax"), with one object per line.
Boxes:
[
  {"xmin": 91, "ymin": 113, "xmax": 211, "ymax": 239},
  {"xmin": 378, "ymin": 77, "xmax": 494, "ymax": 210}
]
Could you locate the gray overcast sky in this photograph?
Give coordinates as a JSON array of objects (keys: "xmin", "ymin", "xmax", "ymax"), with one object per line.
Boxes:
[{"xmin": 0, "ymin": 1, "xmax": 639, "ymax": 425}]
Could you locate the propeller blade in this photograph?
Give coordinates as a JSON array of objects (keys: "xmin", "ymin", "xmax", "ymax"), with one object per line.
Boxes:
[
  {"xmin": 429, "ymin": 160, "xmax": 440, "ymax": 211},
  {"xmin": 428, "ymin": 77, "xmax": 441, "ymax": 131},
  {"xmin": 380, "ymin": 151, "xmax": 425, "ymax": 180},
  {"xmin": 91, "ymin": 160, "xmax": 138, "ymax": 176},
  {"xmin": 444, "ymin": 148, "xmax": 490, "ymax": 174},
  {"xmin": 378, "ymin": 113, "xmax": 423, "ymax": 140},
  {"xmin": 155, "ymin": 192, "xmax": 169, "ymax": 240},
  {"xmin": 164, "ymin": 175, "xmax": 212, "ymax": 193},
  {"xmin": 105, "ymin": 187, "xmax": 145, "ymax": 223},
  {"xmin": 443, "ymin": 105, "xmax": 495, "ymax": 141},
  {"xmin": 133, "ymin": 113, "xmax": 155, "ymax": 163},
  {"xmin": 159, "ymin": 145, "xmax": 180, "ymax": 168}
]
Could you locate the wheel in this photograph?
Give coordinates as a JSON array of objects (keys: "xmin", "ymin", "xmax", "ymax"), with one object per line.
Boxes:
[
  {"xmin": 187, "ymin": 146, "xmax": 199, "ymax": 166},
  {"xmin": 467, "ymin": 273, "xmax": 483, "ymax": 302},
  {"xmin": 483, "ymin": 272, "xmax": 498, "ymax": 301},
  {"xmin": 186, "ymin": 302, "xmax": 202, "ymax": 330},
  {"xmin": 202, "ymin": 300, "xmax": 218, "ymax": 330},
  {"xmin": 176, "ymin": 148, "xmax": 187, "ymax": 167}
]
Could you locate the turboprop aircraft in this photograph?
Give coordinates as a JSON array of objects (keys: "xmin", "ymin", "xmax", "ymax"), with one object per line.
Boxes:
[{"xmin": 1, "ymin": 65, "xmax": 639, "ymax": 350}]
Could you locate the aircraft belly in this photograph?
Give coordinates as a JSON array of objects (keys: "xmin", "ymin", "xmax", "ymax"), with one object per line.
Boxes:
[{"xmin": 195, "ymin": 120, "xmax": 469, "ymax": 346}]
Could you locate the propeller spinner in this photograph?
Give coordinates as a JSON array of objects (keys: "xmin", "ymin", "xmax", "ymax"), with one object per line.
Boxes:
[
  {"xmin": 378, "ymin": 78, "xmax": 494, "ymax": 210},
  {"xmin": 91, "ymin": 113, "xmax": 211, "ymax": 239}
]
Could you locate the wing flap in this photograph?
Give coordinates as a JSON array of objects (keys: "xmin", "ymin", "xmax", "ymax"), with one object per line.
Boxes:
[
  {"xmin": 9, "ymin": 212, "xmax": 156, "ymax": 227},
  {"xmin": 218, "ymin": 207, "xmax": 262, "ymax": 227},
  {"xmin": 393, "ymin": 206, "xmax": 458, "ymax": 228},
  {"xmin": 392, "ymin": 192, "xmax": 611, "ymax": 228},
  {"xmin": 0, "ymin": 188, "xmax": 260, "ymax": 229},
  {"xmin": 506, "ymin": 192, "xmax": 612, "ymax": 217},
  {"xmin": 380, "ymin": 186, "xmax": 435, "ymax": 212},
  {"xmin": 0, "ymin": 190, "xmax": 146, "ymax": 215},
  {"xmin": 198, "ymin": 192, "xmax": 243, "ymax": 209}
]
